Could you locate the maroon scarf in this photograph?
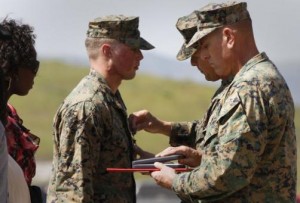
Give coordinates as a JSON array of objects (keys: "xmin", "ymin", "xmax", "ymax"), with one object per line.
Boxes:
[{"xmin": 5, "ymin": 103, "xmax": 40, "ymax": 185}]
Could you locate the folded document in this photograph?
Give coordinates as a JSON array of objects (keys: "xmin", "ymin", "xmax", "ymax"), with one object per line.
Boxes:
[{"xmin": 107, "ymin": 154, "xmax": 191, "ymax": 172}]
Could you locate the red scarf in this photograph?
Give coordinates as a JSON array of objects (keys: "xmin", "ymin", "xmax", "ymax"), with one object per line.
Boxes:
[{"xmin": 5, "ymin": 104, "xmax": 40, "ymax": 185}]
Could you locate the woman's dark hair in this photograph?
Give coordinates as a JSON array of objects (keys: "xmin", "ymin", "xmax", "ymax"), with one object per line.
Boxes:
[
  {"xmin": 0, "ymin": 18, "xmax": 36, "ymax": 124},
  {"xmin": 0, "ymin": 18, "xmax": 37, "ymax": 77}
]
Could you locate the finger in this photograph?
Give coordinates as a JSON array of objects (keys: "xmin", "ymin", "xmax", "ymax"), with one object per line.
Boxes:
[
  {"xmin": 154, "ymin": 162, "xmax": 164, "ymax": 169},
  {"xmin": 150, "ymin": 171, "xmax": 160, "ymax": 184},
  {"xmin": 136, "ymin": 122, "xmax": 151, "ymax": 131},
  {"xmin": 155, "ymin": 147, "xmax": 174, "ymax": 157},
  {"xmin": 156, "ymin": 147, "xmax": 181, "ymax": 157}
]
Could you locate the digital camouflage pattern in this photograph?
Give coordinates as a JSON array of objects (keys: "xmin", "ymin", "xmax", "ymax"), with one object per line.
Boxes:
[
  {"xmin": 187, "ymin": 1, "xmax": 251, "ymax": 48},
  {"xmin": 176, "ymin": 1, "xmax": 250, "ymax": 61},
  {"xmin": 87, "ymin": 15, "xmax": 154, "ymax": 50},
  {"xmin": 169, "ymin": 53, "xmax": 296, "ymax": 202},
  {"xmin": 47, "ymin": 69, "xmax": 136, "ymax": 203},
  {"xmin": 176, "ymin": 11, "xmax": 198, "ymax": 61}
]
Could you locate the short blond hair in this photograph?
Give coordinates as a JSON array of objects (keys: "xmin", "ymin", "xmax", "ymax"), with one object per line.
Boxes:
[{"xmin": 85, "ymin": 37, "xmax": 118, "ymax": 60}]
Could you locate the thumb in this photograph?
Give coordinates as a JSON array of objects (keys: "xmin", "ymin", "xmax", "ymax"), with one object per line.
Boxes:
[{"xmin": 154, "ymin": 162, "xmax": 164, "ymax": 169}]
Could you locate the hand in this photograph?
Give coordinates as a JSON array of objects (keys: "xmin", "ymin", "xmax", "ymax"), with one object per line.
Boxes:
[
  {"xmin": 150, "ymin": 162, "xmax": 176, "ymax": 189},
  {"xmin": 156, "ymin": 146, "xmax": 201, "ymax": 167},
  {"xmin": 128, "ymin": 110, "xmax": 171, "ymax": 136}
]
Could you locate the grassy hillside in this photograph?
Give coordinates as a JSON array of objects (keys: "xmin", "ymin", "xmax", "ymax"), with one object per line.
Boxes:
[
  {"xmin": 10, "ymin": 60, "xmax": 216, "ymax": 159},
  {"xmin": 10, "ymin": 60, "xmax": 300, "ymax": 190}
]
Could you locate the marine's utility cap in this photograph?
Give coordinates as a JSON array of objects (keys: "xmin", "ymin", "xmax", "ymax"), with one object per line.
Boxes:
[
  {"xmin": 187, "ymin": 1, "xmax": 250, "ymax": 48},
  {"xmin": 87, "ymin": 15, "xmax": 154, "ymax": 50},
  {"xmin": 176, "ymin": 11, "xmax": 199, "ymax": 61}
]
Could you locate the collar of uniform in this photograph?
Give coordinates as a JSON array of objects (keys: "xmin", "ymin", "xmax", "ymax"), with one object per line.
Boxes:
[
  {"xmin": 89, "ymin": 68, "xmax": 127, "ymax": 111},
  {"xmin": 89, "ymin": 69, "xmax": 108, "ymax": 86},
  {"xmin": 221, "ymin": 76, "xmax": 234, "ymax": 86},
  {"xmin": 220, "ymin": 52, "xmax": 268, "ymax": 86},
  {"xmin": 234, "ymin": 52, "xmax": 268, "ymax": 79}
]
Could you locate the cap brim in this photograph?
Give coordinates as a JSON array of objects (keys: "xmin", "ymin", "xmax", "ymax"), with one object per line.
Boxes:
[
  {"xmin": 139, "ymin": 37, "xmax": 155, "ymax": 50},
  {"xmin": 186, "ymin": 27, "xmax": 218, "ymax": 48},
  {"xmin": 176, "ymin": 43, "xmax": 197, "ymax": 61}
]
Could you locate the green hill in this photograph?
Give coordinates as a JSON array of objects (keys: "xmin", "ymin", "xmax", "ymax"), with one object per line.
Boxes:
[
  {"xmin": 10, "ymin": 60, "xmax": 217, "ymax": 159},
  {"xmin": 10, "ymin": 60, "xmax": 300, "ymax": 191}
]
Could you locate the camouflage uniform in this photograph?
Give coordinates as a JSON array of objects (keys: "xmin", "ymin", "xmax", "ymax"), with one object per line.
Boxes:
[
  {"xmin": 170, "ymin": 53, "xmax": 296, "ymax": 202},
  {"xmin": 47, "ymin": 15, "xmax": 154, "ymax": 203},
  {"xmin": 47, "ymin": 70, "xmax": 136, "ymax": 202},
  {"xmin": 170, "ymin": 2, "xmax": 296, "ymax": 203}
]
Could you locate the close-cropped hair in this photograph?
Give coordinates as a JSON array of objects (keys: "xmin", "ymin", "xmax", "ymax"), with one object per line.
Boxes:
[
  {"xmin": 226, "ymin": 18, "xmax": 253, "ymax": 33},
  {"xmin": 85, "ymin": 37, "xmax": 118, "ymax": 60},
  {"xmin": 0, "ymin": 18, "xmax": 36, "ymax": 77}
]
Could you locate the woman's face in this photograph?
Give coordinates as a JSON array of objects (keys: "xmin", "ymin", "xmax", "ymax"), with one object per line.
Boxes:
[{"xmin": 11, "ymin": 61, "xmax": 39, "ymax": 96}]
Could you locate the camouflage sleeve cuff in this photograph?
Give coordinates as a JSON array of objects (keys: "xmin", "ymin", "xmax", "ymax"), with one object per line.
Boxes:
[
  {"xmin": 171, "ymin": 173, "xmax": 194, "ymax": 202},
  {"xmin": 169, "ymin": 122, "xmax": 196, "ymax": 147}
]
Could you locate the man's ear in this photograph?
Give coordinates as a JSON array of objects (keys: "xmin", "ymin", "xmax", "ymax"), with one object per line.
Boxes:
[
  {"xmin": 223, "ymin": 27, "xmax": 235, "ymax": 49},
  {"xmin": 102, "ymin": 43, "xmax": 112, "ymax": 57}
]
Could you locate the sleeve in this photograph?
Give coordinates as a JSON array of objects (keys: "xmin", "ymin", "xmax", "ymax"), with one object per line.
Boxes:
[
  {"xmin": 169, "ymin": 121, "xmax": 199, "ymax": 148},
  {"xmin": 171, "ymin": 88, "xmax": 268, "ymax": 201},
  {"xmin": 54, "ymin": 101, "xmax": 104, "ymax": 203}
]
